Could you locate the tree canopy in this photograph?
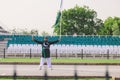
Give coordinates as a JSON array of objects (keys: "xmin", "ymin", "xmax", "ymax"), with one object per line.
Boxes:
[
  {"xmin": 99, "ymin": 17, "xmax": 120, "ymax": 35},
  {"xmin": 53, "ymin": 5, "xmax": 103, "ymax": 35}
]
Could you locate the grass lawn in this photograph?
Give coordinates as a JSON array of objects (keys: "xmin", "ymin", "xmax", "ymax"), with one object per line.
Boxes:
[{"xmin": 0, "ymin": 58, "xmax": 120, "ymax": 63}]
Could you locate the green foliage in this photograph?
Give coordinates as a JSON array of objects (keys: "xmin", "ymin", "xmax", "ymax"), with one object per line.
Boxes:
[
  {"xmin": 30, "ymin": 29, "xmax": 38, "ymax": 35},
  {"xmin": 41, "ymin": 31, "xmax": 49, "ymax": 36},
  {"xmin": 11, "ymin": 28, "xmax": 38, "ymax": 35},
  {"xmin": 99, "ymin": 17, "xmax": 120, "ymax": 35},
  {"xmin": 53, "ymin": 5, "xmax": 103, "ymax": 35}
]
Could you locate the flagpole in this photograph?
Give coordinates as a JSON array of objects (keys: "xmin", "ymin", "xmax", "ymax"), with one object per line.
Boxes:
[
  {"xmin": 60, "ymin": 11, "xmax": 62, "ymax": 39},
  {"xmin": 59, "ymin": 0, "xmax": 63, "ymax": 39}
]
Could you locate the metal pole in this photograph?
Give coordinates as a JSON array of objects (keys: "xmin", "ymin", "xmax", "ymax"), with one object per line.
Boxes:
[
  {"xmin": 60, "ymin": 12, "xmax": 62, "ymax": 38},
  {"xmin": 107, "ymin": 49, "xmax": 109, "ymax": 59},
  {"xmin": 74, "ymin": 65, "xmax": 78, "ymax": 80},
  {"xmin": 59, "ymin": 0, "xmax": 63, "ymax": 38},
  {"xmin": 3, "ymin": 48, "xmax": 5, "ymax": 58},
  {"xmin": 105, "ymin": 66, "xmax": 110, "ymax": 80},
  {"xmin": 44, "ymin": 67, "xmax": 48, "ymax": 80},
  {"xmin": 56, "ymin": 49, "xmax": 58, "ymax": 59},
  {"xmin": 81, "ymin": 49, "xmax": 83, "ymax": 59},
  {"xmin": 30, "ymin": 48, "xmax": 31, "ymax": 59},
  {"xmin": 13, "ymin": 64, "xmax": 17, "ymax": 80}
]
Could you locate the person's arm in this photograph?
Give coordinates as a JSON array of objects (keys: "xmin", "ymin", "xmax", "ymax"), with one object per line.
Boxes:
[
  {"xmin": 49, "ymin": 37, "xmax": 61, "ymax": 44},
  {"xmin": 32, "ymin": 36, "xmax": 43, "ymax": 44}
]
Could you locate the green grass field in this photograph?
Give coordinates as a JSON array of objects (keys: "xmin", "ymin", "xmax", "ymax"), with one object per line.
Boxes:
[{"xmin": 0, "ymin": 58, "xmax": 120, "ymax": 63}]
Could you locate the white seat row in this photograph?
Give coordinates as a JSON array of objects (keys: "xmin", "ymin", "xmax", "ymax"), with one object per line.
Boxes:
[
  {"xmin": 6, "ymin": 44, "xmax": 120, "ymax": 54},
  {"xmin": 7, "ymin": 44, "xmax": 42, "ymax": 54}
]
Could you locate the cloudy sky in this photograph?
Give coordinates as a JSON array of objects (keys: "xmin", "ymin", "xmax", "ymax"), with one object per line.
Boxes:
[{"xmin": 0, "ymin": 0, "xmax": 120, "ymax": 34}]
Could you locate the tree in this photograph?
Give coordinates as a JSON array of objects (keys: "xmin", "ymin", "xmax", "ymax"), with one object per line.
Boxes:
[
  {"xmin": 21, "ymin": 28, "xmax": 30, "ymax": 35},
  {"xmin": 11, "ymin": 28, "xmax": 17, "ymax": 34},
  {"xmin": 112, "ymin": 17, "xmax": 120, "ymax": 35},
  {"xmin": 53, "ymin": 5, "xmax": 103, "ymax": 35},
  {"xmin": 10, "ymin": 28, "xmax": 39, "ymax": 35},
  {"xmin": 41, "ymin": 31, "xmax": 49, "ymax": 36},
  {"xmin": 99, "ymin": 17, "xmax": 120, "ymax": 35},
  {"xmin": 30, "ymin": 29, "xmax": 38, "ymax": 35}
]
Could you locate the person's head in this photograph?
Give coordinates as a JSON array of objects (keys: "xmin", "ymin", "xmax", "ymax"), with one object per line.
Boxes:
[{"xmin": 44, "ymin": 37, "xmax": 48, "ymax": 42}]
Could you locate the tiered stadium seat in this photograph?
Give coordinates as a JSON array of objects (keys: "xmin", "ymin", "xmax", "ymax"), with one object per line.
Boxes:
[
  {"xmin": 0, "ymin": 35, "xmax": 120, "ymax": 55},
  {"xmin": 5, "ymin": 35, "xmax": 120, "ymax": 46}
]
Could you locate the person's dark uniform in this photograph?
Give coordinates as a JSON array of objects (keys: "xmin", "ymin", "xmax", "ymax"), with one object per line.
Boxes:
[{"xmin": 33, "ymin": 37, "xmax": 59, "ymax": 58}]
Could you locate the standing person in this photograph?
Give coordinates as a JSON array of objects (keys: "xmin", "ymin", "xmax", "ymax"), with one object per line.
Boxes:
[{"xmin": 32, "ymin": 36, "xmax": 60, "ymax": 70}]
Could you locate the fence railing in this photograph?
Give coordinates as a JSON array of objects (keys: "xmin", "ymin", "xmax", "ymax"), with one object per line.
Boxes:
[
  {"xmin": 2, "ymin": 48, "xmax": 120, "ymax": 59},
  {"xmin": 12, "ymin": 64, "xmax": 111, "ymax": 80}
]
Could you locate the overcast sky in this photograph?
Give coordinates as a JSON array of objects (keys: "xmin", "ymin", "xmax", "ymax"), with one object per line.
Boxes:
[{"xmin": 0, "ymin": 0, "xmax": 120, "ymax": 34}]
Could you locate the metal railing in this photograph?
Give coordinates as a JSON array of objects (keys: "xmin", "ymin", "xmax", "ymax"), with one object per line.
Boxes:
[
  {"xmin": 2, "ymin": 48, "xmax": 120, "ymax": 59},
  {"xmin": 12, "ymin": 64, "xmax": 111, "ymax": 80}
]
